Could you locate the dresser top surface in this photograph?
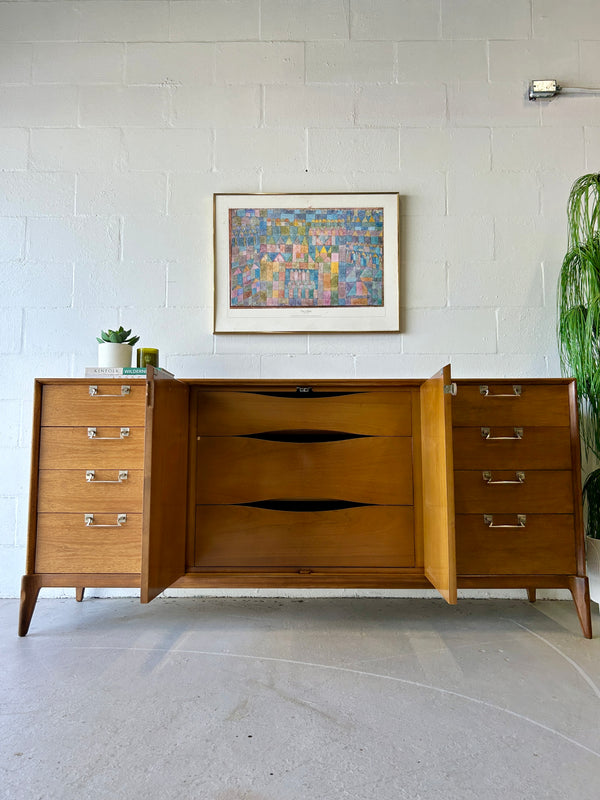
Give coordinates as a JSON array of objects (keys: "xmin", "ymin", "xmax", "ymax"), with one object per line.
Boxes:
[{"xmin": 35, "ymin": 376, "xmax": 575, "ymax": 388}]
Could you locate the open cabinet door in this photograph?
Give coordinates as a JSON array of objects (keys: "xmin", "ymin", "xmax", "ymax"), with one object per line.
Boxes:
[
  {"xmin": 420, "ymin": 365, "xmax": 457, "ymax": 604},
  {"xmin": 141, "ymin": 367, "xmax": 189, "ymax": 603}
]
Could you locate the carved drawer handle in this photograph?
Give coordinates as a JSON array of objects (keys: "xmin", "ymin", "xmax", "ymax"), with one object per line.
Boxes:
[
  {"xmin": 86, "ymin": 470, "xmax": 128, "ymax": 483},
  {"xmin": 87, "ymin": 427, "xmax": 130, "ymax": 440},
  {"xmin": 89, "ymin": 385, "xmax": 131, "ymax": 397},
  {"xmin": 84, "ymin": 513, "xmax": 127, "ymax": 527},
  {"xmin": 482, "ymin": 470, "xmax": 525, "ymax": 485},
  {"xmin": 481, "ymin": 427, "xmax": 523, "ymax": 441},
  {"xmin": 479, "ymin": 384, "xmax": 521, "ymax": 397},
  {"xmin": 483, "ymin": 514, "xmax": 526, "ymax": 528}
]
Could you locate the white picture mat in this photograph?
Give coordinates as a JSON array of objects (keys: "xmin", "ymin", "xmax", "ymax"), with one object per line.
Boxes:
[{"xmin": 213, "ymin": 192, "xmax": 400, "ymax": 333}]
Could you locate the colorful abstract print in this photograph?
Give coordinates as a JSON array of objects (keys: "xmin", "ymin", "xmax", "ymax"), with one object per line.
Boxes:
[{"xmin": 229, "ymin": 207, "xmax": 384, "ymax": 308}]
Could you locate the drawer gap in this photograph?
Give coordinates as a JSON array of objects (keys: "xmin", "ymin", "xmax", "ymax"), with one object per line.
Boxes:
[
  {"xmin": 252, "ymin": 390, "xmax": 362, "ymax": 398},
  {"xmin": 237, "ymin": 499, "xmax": 374, "ymax": 512},
  {"xmin": 241, "ymin": 430, "xmax": 368, "ymax": 443}
]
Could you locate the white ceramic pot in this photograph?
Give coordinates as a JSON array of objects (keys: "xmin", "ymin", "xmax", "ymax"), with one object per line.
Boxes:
[
  {"xmin": 586, "ymin": 536, "xmax": 600, "ymax": 609},
  {"xmin": 97, "ymin": 342, "xmax": 133, "ymax": 368}
]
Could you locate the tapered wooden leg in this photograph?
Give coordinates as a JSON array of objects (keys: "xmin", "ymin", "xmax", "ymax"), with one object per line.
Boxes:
[
  {"xmin": 75, "ymin": 587, "xmax": 85, "ymax": 602},
  {"xmin": 568, "ymin": 576, "xmax": 593, "ymax": 639},
  {"xmin": 18, "ymin": 575, "xmax": 42, "ymax": 637},
  {"xmin": 526, "ymin": 588, "xmax": 537, "ymax": 603}
]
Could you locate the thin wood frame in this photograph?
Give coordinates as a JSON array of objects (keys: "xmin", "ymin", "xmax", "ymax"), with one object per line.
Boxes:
[{"xmin": 213, "ymin": 192, "xmax": 400, "ymax": 333}]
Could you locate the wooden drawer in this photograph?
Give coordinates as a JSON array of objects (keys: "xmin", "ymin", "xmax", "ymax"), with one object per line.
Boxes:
[
  {"xmin": 452, "ymin": 426, "xmax": 572, "ymax": 470},
  {"xmin": 34, "ymin": 513, "xmax": 142, "ymax": 573},
  {"xmin": 454, "ymin": 470, "xmax": 574, "ymax": 514},
  {"xmin": 41, "ymin": 383, "xmax": 146, "ymax": 427},
  {"xmin": 37, "ymin": 470, "xmax": 144, "ymax": 513},
  {"xmin": 194, "ymin": 505, "xmax": 415, "ymax": 568},
  {"xmin": 452, "ymin": 383, "xmax": 570, "ymax": 427},
  {"xmin": 455, "ymin": 514, "xmax": 577, "ymax": 575},
  {"xmin": 196, "ymin": 389, "xmax": 412, "ymax": 436},
  {"xmin": 39, "ymin": 427, "xmax": 145, "ymax": 469},
  {"xmin": 196, "ymin": 436, "xmax": 413, "ymax": 505}
]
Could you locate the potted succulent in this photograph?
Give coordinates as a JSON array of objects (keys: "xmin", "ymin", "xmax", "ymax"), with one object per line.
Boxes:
[
  {"xmin": 557, "ymin": 173, "xmax": 600, "ymax": 606},
  {"xmin": 97, "ymin": 327, "xmax": 140, "ymax": 368}
]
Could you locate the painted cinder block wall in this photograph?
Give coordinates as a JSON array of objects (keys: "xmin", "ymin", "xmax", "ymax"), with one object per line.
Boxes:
[{"xmin": 1, "ymin": 0, "xmax": 599, "ymax": 598}]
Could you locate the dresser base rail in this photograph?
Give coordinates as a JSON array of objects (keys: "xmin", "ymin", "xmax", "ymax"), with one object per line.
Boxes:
[{"xmin": 19, "ymin": 571, "xmax": 591, "ymax": 638}]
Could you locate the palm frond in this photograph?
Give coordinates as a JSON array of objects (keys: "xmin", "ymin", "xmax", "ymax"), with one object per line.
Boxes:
[{"xmin": 558, "ymin": 174, "xmax": 600, "ymax": 477}]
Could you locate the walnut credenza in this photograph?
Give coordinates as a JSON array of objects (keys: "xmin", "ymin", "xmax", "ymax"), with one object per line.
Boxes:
[{"xmin": 19, "ymin": 366, "xmax": 592, "ymax": 637}]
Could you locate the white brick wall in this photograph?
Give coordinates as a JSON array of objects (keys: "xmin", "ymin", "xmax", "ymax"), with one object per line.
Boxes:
[
  {"xmin": 216, "ymin": 127, "xmax": 306, "ymax": 171},
  {"xmin": 78, "ymin": 1, "xmax": 170, "ymax": 42},
  {"xmin": 351, "ymin": 0, "xmax": 440, "ymax": 41},
  {"xmin": 533, "ymin": 0, "xmax": 600, "ymax": 39},
  {"xmin": 75, "ymin": 172, "xmax": 168, "ymax": 216},
  {"xmin": 0, "ymin": 308, "xmax": 22, "ymax": 355},
  {"xmin": 1, "ymin": 0, "xmax": 598, "ymax": 599},
  {"xmin": 442, "ymin": 0, "xmax": 531, "ymax": 39},
  {"xmin": 0, "ymin": 218, "xmax": 26, "ymax": 260},
  {"xmin": 79, "ymin": 86, "xmax": 170, "ymax": 127},
  {"xmin": 216, "ymin": 42, "xmax": 305, "ymax": 84},
  {"xmin": 396, "ymin": 41, "xmax": 487, "ymax": 82},
  {"xmin": 30, "ymin": 129, "xmax": 122, "ymax": 172},
  {"xmin": 171, "ymin": 85, "xmax": 261, "ymax": 126},
  {"xmin": 126, "ymin": 43, "xmax": 215, "ymax": 85},
  {"xmin": 0, "ymin": 86, "xmax": 78, "ymax": 127},
  {"xmin": 0, "ymin": 497, "xmax": 18, "ymax": 547},
  {"xmin": 0, "ymin": 2, "xmax": 80, "ymax": 42},
  {"xmin": 27, "ymin": 217, "xmax": 120, "ymax": 262},
  {"xmin": 0, "ymin": 43, "xmax": 33, "ymax": 83},
  {"xmin": 306, "ymin": 41, "xmax": 395, "ymax": 83},
  {"xmin": 489, "ymin": 40, "xmax": 580, "ymax": 84},
  {"xmin": 356, "ymin": 84, "xmax": 447, "ymax": 126},
  {"xmin": 32, "ymin": 43, "xmax": 124, "ymax": 85},
  {"xmin": 264, "ymin": 85, "xmax": 355, "ymax": 127},
  {"xmin": 169, "ymin": 0, "xmax": 260, "ymax": 41},
  {"xmin": 261, "ymin": 0, "xmax": 349, "ymax": 41}
]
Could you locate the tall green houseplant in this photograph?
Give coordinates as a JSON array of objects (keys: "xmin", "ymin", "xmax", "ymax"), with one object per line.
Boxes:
[{"xmin": 558, "ymin": 173, "xmax": 600, "ymax": 538}]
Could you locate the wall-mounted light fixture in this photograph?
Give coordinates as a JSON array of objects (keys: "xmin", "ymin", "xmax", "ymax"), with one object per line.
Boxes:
[{"xmin": 528, "ymin": 79, "xmax": 600, "ymax": 101}]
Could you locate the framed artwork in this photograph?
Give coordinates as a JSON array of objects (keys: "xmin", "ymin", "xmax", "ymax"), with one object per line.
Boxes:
[{"xmin": 213, "ymin": 192, "xmax": 400, "ymax": 333}]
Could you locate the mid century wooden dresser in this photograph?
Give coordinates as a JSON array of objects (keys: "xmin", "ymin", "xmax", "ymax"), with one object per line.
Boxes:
[{"xmin": 19, "ymin": 366, "xmax": 592, "ymax": 637}]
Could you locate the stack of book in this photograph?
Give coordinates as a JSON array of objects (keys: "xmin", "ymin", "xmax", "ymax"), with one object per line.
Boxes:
[{"xmin": 84, "ymin": 366, "xmax": 173, "ymax": 378}]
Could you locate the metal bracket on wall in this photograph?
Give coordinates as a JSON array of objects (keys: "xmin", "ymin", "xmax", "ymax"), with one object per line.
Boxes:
[{"xmin": 528, "ymin": 79, "xmax": 600, "ymax": 100}]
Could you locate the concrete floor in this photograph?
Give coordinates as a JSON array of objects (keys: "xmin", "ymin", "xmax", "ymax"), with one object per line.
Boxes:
[{"xmin": 1, "ymin": 596, "xmax": 599, "ymax": 800}]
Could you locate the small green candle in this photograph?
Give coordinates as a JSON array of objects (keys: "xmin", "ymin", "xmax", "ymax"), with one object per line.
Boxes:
[{"xmin": 137, "ymin": 348, "xmax": 159, "ymax": 368}]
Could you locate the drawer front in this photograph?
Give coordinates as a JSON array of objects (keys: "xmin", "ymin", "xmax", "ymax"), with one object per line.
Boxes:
[
  {"xmin": 455, "ymin": 514, "xmax": 576, "ymax": 575},
  {"xmin": 452, "ymin": 383, "xmax": 570, "ymax": 427},
  {"xmin": 41, "ymin": 383, "xmax": 146, "ymax": 427},
  {"xmin": 39, "ymin": 427, "xmax": 145, "ymax": 469},
  {"xmin": 196, "ymin": 436, "xmax": 413, "ymax": 505},
  {"xmin": 37, "ymin": 470, "xmax": 144, "ymax": 513},
  {"xmin": 452, "ymin": 426, "xmax": 572, "ymax": 470},
  {"xmin": 194, "ymin": 505, "xmax": 415, "ymax": 568},
  {"xmin": 454, "ymin": 470, "xmax": 574, "ymax": 514},
  {"xmin": 35, "ymin": 513, "xmax": 142, "ymax": 573},
  {"xmin": 196, "ymin": 390, "xmax": 412, "ymax": 436}
]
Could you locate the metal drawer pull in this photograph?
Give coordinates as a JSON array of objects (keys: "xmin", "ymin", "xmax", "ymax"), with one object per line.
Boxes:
[
  {"xmin": 88, "ymin": 385, "xmax": 131, "ymax": 397},
  {"xmin": 481, "ymin": 426, "xmax": 523, "ymax": 440},
  {"xmin": 84, "ymin": 513, "xmax": 127, "ymax": 527},
  {"xmin": 482, "ymin": 470, "xmax": 525, "ymax": 485},
  {"xmin": 483, "ymin": 514, "xmax": 526, "ymax": 528},
  {"xmin": 87, "ymin": 427, "xmax": 130, "ymax": 440},
  {"xmin": 479, "ymin": 384, "xmax": 521, "ymax": 397},
  {"xmin": 86, "ymin": 470, "xmax": 128, "ymax": 483}
]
